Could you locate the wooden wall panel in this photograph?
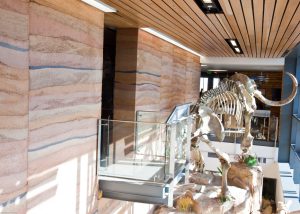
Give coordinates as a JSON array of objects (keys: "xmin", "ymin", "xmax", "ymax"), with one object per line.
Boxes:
[{"xmin": 0, "ymin": 1, "xmax": 29, "ymax": 213}]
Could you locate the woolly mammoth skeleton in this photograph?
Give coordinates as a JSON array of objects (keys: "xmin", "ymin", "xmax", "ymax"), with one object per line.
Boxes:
[
  {"xmin": 192, "ymin": 72, "xmax": 298, "ymax": 153},
  {"xmin": 190, "ymin": 72, "xmax": 298, "ymax": 198}
]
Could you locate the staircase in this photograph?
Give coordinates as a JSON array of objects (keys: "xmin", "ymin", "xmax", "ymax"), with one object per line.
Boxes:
[{"xmin": 278, "ymin": 162, "xmax": 300, "ymax": 212}]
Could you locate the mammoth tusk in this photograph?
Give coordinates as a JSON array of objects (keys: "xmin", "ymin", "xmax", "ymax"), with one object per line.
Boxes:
[{"xmin": 254, "ymin": 72, "xmax": 298, "ymax": 106}]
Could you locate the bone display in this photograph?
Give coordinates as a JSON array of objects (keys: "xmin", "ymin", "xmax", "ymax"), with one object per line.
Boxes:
[{"xmin": 155, "ymin": 72, "xmax": 298, "ymax": 214}]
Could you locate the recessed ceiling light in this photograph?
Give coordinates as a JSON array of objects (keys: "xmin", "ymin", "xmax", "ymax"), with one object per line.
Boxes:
[
  {"xmin": 230, "ymin": 40, "xmax": 237, "ymax": 46},
  {"xmin": 81, "ymin": 0, "xmax": 117, "ymax": 13},
  {"xmin": 225, "ymin": 39, "xmax": 243, "ymax": 54},
  {"xmin": 235, "ymin": 47, "xmax": 240, "ymax": 53},
  {"xmin": 194, "ymin": 0, "xmax": 223, "ymax": 14}
]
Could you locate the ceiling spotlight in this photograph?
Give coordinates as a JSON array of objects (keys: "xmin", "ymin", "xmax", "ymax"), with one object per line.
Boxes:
[
  {"xmin": 225, "ymin": 39, "xmax": 243, "ymax": 54},
  {"xmin": 230, "ymin": 40, "xmax": 237, "ymax": 46},
  {"xmin": 235, "ymin": 47, "xmax": 240, "ymax": 53},
  {"xmin": 194, "ymin": 0, "xmax": 223, "ymax": 14}
]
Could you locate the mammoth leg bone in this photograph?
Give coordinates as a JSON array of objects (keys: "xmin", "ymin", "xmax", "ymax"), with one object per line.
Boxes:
[
  {"xmin": 220, "ymin": 158, "xmax": 231, "ymax": 197},
  {"xmin": 241, "ymin": 111, "xmax": 254, "ymax": 154},
  {"xmin": 199, "ymin": 136, "xmax": 231, "ymax": 198}
]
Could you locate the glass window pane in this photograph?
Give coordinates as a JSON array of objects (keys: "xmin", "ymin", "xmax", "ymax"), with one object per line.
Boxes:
[
  {"xmin": 200, "ymin": 77, "xmax": 208, "ymax": 92},
  {"xmin": 213, "ymin": 78, "xmax": 220, "ymax": 88}
]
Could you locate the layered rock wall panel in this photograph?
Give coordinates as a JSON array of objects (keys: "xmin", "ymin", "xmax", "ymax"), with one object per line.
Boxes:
[
  {"xmin": 0, "ymin": 1, "xmax": 29, "ymax": 212},
  {"xmin": 0, "ymin": 0, "xmax": 103, "ymax": 213},
  {"xmin": 114, "ymin": 29, "xmax": 138, "ymax": 121},
  {"xmin": 115, "ymin": 29, "xmax": 200, "ymax": 122},
  {"xmin": 137, "ymin": 30, "xmax": 201, "ymax": 121},
  {"xmin": 27, "ymin": 2, "xmax": 103, "ymax": 213},
  {"xmin": 160, "ymin": 40, "xmax": 174, "ymax": 120},
  {"xmin": 137, "ymin": 30, "xmax": 161, "ymax": 113}
]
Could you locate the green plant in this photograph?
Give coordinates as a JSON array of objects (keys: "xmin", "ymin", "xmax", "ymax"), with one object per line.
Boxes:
[
  {"xmin": 219, "ymin": 195, "xmax": 233, "ymax": 203},
  {"xmin": 235, "ymin": 154, "xmax": 258, "ymax": 167},
  {"xmin": 244, "ymin": 155, "xmax": 257, "ymax": 167}
]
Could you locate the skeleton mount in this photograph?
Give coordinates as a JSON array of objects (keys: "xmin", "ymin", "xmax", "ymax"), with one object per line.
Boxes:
[{"xmin": 190, "ymin": 72, "xmax": 298, "ymax": 199}]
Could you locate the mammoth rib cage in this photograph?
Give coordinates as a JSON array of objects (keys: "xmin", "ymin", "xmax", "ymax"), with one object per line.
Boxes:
[
  {"xmin": 200, "ymin": 79, "xmax": 241, "ymax": 105},
  {"xmin": 203, "ymin": 91, "xmax": 243, "ymax": 127}
]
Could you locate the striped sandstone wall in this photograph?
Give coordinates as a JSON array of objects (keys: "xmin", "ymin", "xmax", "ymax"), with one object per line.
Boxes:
[
  {"xmin": 0, "ymin": 0, "xmax": 104, "ymax": 213},
  {"xmin": 0, "ymin": 0, "xmax": 29, "ymax": 212},
  {"xmin": 114, "ymin": 29, "xmax": 138, "ymax": 121},
  {"xmin": 113, "ymin": 29, "xmax": 138, "ymax": 161},
  {"xmin": 112, "ymin": 29, "xmax": 200, "ymax": 162},
  {"xmin": 114, "ymin": 29, "xmax": 200, "ymax": 122}
]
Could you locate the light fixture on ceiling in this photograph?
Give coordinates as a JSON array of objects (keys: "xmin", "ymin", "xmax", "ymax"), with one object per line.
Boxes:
[
  {"xmin": 194, "ymin": 0, "xmax": 223, "ymax": 14},
  {"xmin": 141, "ymin": 28, "xmax": 204, "ymax": 57},
  {"xmin": 225, "ymin": 39, "xmax": 243, "ymax": 54},
  {"xmin": 81, "ymin": 0, "xmax": 117, "ymax": 12},
  {"xmin": 201, "ymin": 64, "xmax": 208, "ymax": 67},
  {"xmin": 230, "ymin": 40, "xmax": 237, "ymax": 47}
]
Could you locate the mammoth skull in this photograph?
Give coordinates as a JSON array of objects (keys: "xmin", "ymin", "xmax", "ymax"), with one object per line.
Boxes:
[
  {"xmin": 230, "ymin": 72, "xmax": 298, "ymax": 153},
  {"xmin": 230, "ymin": 72, "xmax": 298, "ymax": 108}
]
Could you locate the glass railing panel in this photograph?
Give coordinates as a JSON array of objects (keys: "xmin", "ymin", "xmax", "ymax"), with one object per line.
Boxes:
[
  {"xmin": 99, "ymin": 104, "xmax": 192, "ymax": 185},
  {"xmin": 98, "ymin": 119, "xmax": 169, "ymax": 183}
]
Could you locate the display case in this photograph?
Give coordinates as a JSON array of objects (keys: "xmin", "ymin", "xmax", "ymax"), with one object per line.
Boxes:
[
  {"xmin": 221, "ymin": 110, "xmax": 279, "ymax": 146},
  {"xmin": 98, "ymin": 104, "xmax": 192, "ymax": 206}
]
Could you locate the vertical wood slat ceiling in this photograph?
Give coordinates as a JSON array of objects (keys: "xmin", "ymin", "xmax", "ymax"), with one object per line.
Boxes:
[{"xmin": 103, "ymin": 0, "xmax": 300, "ymax": 58}]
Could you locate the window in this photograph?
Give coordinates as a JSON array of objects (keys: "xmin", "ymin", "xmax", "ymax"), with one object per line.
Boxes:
[
  {"xmin": 213, "ymin": 78, "xmax": 220, "ymax": 88},
  {"xmin": 200, "ymin": 77, "xmax": 208, "ymax": 92}
]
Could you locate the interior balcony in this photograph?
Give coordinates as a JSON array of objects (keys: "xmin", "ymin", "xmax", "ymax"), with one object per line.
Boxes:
[{"xmin": 0, "ymin": 0, "xmax": 299, "ymax": 213}]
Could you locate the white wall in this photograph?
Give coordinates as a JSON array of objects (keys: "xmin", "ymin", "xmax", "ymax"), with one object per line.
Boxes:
[{"xmin": 199, "ymin": 142, "xmax": 278, "ymax": 171}]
